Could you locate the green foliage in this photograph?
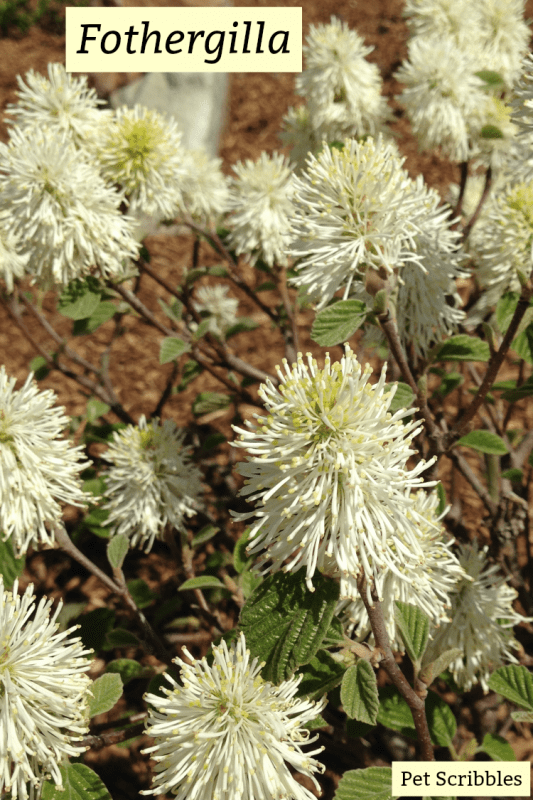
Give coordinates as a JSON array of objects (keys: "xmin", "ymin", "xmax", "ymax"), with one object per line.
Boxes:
[
  {"xmin": 341, "ymin": 661, "xmax": 379, "ymax": 725},
  {"xmin": 73, "ymin": 301, "xmax": 117, "ymax": 335},
  {"xmin": 191, "ymin": 525, "xmax": 219, "ymax": 547},
  {"xmin": 240, "ymin": 569, "xmax": 340, "ymax": 683},
  {"xmin": 385, "ymin": 382, "xmax": 414, "ymax": 412},
  {"xmin": 29, "ymin": 355, "xmax": 50, "ymax": 380},
  {"xmin": 177, "ymin": 359, "xmax": 203, "ymax": 392},
  {"xmin": 456, "ymin": 430, "xmax": 508, "ymax": 455},
  {"xmin": 41, "ymin": 764, "xmax": 112, "ymax": 800},
  {"xmin": 107, "ymin": 534, "xmax": 129, "ymax": 570},
  {"xmin": 480, "ymin": 124, "xmax": 504, "ymax": 139},
  {"xmin": 335, "ymin": 767, "xmax": 393, "ymax": 800},
  {"xmin": 192, "ymin": 391, "xmax": 231, "ymax": 415},
  {"xmin": 419, "ymin": 649, "xmax": 462, "ymax": 687},
  {"xmin": 237, "ymin": 569, "xmax": 263, "ymax": 598},
  {"xmin": 512, "ymin": 322, "xmax": 533, "ymax": 364},
  {"xmin": 377, "ymin": 687, "xmax": 456, "ymax": 747},
  {"xmin": 0, "ymin": 537, "xmax": 25, "ymax": 590},
  {"xmin": 105, "ymin": 658, "xmax": 153, "ymax": 686},
  {"xmin": 58, "ymin": 277, "xmax": 101, "ymax": 320},
  {"xmin": 296, "ymin": 650, "xmax": 346, "ymax": 700},
  {"xmin": 127, "ymin": 578, "xmax": 156, "ymax": 609},
  {"xmin": 435, "ymin": 481, "xmax": 447, "ymax": 516},
  {"xmin": 159, "ymin": 336, "xmax": 190, "ymax": 364},
  {"xmin": 86, "ymin": 399, "xmax": 111, "ymax": 423},
  {"xmin": 501, "ymin": 374, "xmax": 533, "ymax": 402},
  {"xmin": 88, "ymin": 673, "xmax": 123, "ymax": 717},
  {"xmin": 105, "ymin": 628, "xmax": 140, "ymax": 648},
  {"xmin": 431, "ymin": 334, "xmax": 490, "ymax": 362},
  {"xmin": 76, "ymin": 608, "xmax": 116, "ymax": 651},
  {"xmin": 433, "ymin": 371, "xmax": 463, "ymax": 398},
  {"xmin": 311, "ymin": 299, "xmax": 367, "ymax": 346},
  {"xmin": 225, "ymin": 317, "xmax": 259, "ymax": 339},
  {"xmin": 233, "ymin": 528, "xmax": 253, "ymax": 574},
  {"xmin": 394, "ymin": 601, "xmax": 430, "ymax": 664},
  {"xmin": 496, "ymin": 292, "xmax": 520, "ymax": 334},
  {"xmin": 489, "ymin": 664, "xmax": 533, "ymax": 712},
  {"xmin": 479, "ymin": 732, "xmax": 516, "ymax": 761},
  {"xmin": 179, "ymin": 575, "xmax": 225, "ymax": 591}
]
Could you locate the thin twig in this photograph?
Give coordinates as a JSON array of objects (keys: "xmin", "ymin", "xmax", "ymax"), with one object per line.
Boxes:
[
  {"xmin": 462, "ymin": 166, "xmax": 492, "ymax": 242},
  {"xmin": 453, "ymin": 161, "xmax": 469, "ymax": 221},
  {"xmin": 79, "ymin": 722, "xmax": 146, "ymax": 751},
  {"xmin": 274, "ymin": 264, "xmax": 299, "ymax": 364},
  {"xmin": 446, "ymin": 450, "xmax": 498, "ymax": 516}
]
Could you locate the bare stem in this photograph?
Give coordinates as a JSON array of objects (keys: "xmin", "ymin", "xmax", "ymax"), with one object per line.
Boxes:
[
  {"xmin": 461, "ymin": 166, "xmax": 492, "ymax": 242},
  {"xmin": 79, "ymin": 722, "xmax": 146, "ymax": 751}
]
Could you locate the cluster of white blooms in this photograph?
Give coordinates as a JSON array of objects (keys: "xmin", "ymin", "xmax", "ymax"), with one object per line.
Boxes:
[
  {"xmin": 511, "ymin": 53, "xmax": 533, "ymax": 134},
  {"xmin": 0, "ymin": 578, "xmax": 92, "ymax": 800},
  {"xmin": 232, "ymin": 346, "xmax": 436, "ymax": 602},
  {"xmin": 102, "ymin": 416, "xmax": 203, "ymax": 552},
  {"xmin": 288, "ymin": 136, "xmax": 451, "ymax": 310},
  {"xmin": 336, "ymin": 490, "xmax": 466, "ymax": 650},
  {"xmin": 192, "ymin": 284, "xmax": 239, "ymax": 338},
  {"xmin": 142, "ymin": 632, "xmax": 326, "ymax": 800},
  {"xmin": 0, "ymin": 367, "xmax": 90, "ymax": 556},
  {"xmin": 424, "ymin": 544, "xmax": 530, "ymax": 692},
  {"xmin": 0, "ymin": 221, "xmax": 28, "ymax": 293},
  {"xmin": 226, "ymin": 151, "xmax": 295, "ymax": 267},
  {"xmin": 179, "ymin": 149, "xmax": 230, "ymax": 223}
]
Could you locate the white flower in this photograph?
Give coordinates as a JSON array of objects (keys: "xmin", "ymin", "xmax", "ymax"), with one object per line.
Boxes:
[
  {"xmin": 0, "ymin": 221, "xmax": 28, "ymax": 292},
  {"xmin": 279, "ymin": 105, "xmax": 321, "ymax": 173},
  {"xmin": 94, "ymin": 104, "xmax": 186, "ymax": 219},
  {"xmin": 470, "ymin": 97, "xmax": 519, "ymax": 172},
  {"xmin": 232, "ymin": 346, "xmax": 436, "ymax": 600},
  {"xmin": 142, "ymin": 632, "xmax": 326, "ymax": 800},
  {"xmin": 6, "ymin": 62, "xmax": 109, "ymax": 144},
  {"xmin": 424, "ymin": 543, "xmax": 530, "ymax": 692},
  {"xmin": 511, "ymin": 53, "xmax": 533, "ymax": 134},
  {"xmin": 192, "ymin": 284, "xmax": 239, "ymax": 338},
  {"xmin": 0, "ymin": 367, "xmax": 90, "ymax": 556},
  {"xmin": 296, "ymin": 17, "xmax": 390, "ymax": 142},
  {"xmin": 395, "ymin": 34, "xmax": 487, "ymax": 162},
  {"xmin": 179, "ymin": 149, "xmax": 229, "ymax": 223},
  {"xmin": 403, "ymin": 0, "xmax": 482, "ymax": 47},
  {"xmin": 102, "ymin": 416, "xmax": 203, "ymax": 552},
  {"xmin": 476, "ymin": 0, "xmax": 530, "ymax": 90},
  {"xmin": 0, "ymin": 126, "xmax": 139, "ymax": 288},
  {"xmin": 288, "ymin": 136, "xmax": 434, "ymax": 309},
  {"xmin": 226, "ymin": 151, "xmax": 295, "ymax": 267},
  {"xmin": 0, "ymin": 578, "xmax": 92, "ymax": 800},
  {"xmin": 336, "ymin": 490, "xmax": 466, "ymax": 650}
]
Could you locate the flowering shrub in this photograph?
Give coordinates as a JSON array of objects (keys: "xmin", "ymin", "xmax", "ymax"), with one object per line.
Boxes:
[{"xmin": 1, "ymin": 7, "xmax": 533, "ymax": 798}]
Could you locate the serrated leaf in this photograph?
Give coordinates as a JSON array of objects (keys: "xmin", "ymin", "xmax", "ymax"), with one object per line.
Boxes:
[
  {"xmin": 511, "ymin": 709, "xmax": 533, "ymax": 722},
  {"xmin": 159, "ymin": 337, "xmax": 190, "ymax": 364},
  {"xmin": 479, "ymin": 732, "xmax": 516, "ymax": 761},
  {"xmin": 58, "ymin": 277, "xmax": 101, "ymax": 320},
  {"xmin": 456, "ymin": 430, "xmax": 508, "ymax": 455},
  {"xmin": 502, "ymin": 374, "xmax": 533, "ymax": 402},
  {"xmin": 377, "ymin": 687, "xmax": 456, "ymax": 747},
  {"xmin": 73, "ymin": 301, "xmax": 117, "ymax": 335},
  {"xmin": 86, "ymin": 399, "xmax": 110, "ymax": 423},
  {"xmin": 0, "ymin": 537, "xmax": 25, "ymax": 589},
  {"xmin": 311, "ymin": 300, "xmax": 367, "ymax": 346},
  {"xmin": 496, "ymin": 292, "xmax": 519, "ymax": 335},
  {"xmin": 341, "ymin": 661, "xmax": 379, "ymax": 724},
  {"xmin": 191, "ymin": 525, "xmax": 219, "ymax": 547},
  {"xmin": 432, "ymin": 335, "xmax": 490, "ymax": 362},
  {"xmin": 107, "ymin": 534, "xmax": 129, "ymax": 570},
  {"xmin": 511, "ymin": 323, "xmax": 533, "ymax": 365},
  {"xmin": 239, "ymin": 570, "xmax": 263, "ymax": 598},
  {"xmin": 41, "ymin": 764, "xmax": 112, "ymax": 800},
  {"xmin": 233, "ymin": 528, "xmax": 253, "ymax": 574},
  {"xmin": 385, "ymin": 382, "xmax": 414, "ymax": 412},
  {"xmin": 192, "ymin": 391, "xmax": 231, "ymax": 416},
  {"xmin": 419, "ymin": 648, "xmax": 462, "ymax": 686},
  {"xmin": 88, "ymin": 673, "xmax": 123, "ymax": 717},
  {"xmin": 240, "ymin": 569, "xmax": 340, "ymax": 683},
  {"xmin": 296, "ymin": 650, "xmax": 346, "ymax": 700},
  {"xmin": 394, "ymin": 601, "xmax": 430, "ymax": 663},
  {"xmin": 179, "ymin": 575, "xmax": 225, "ymax": 591},
  {"xmin": 323, "ymin": 615, "xmax": 345, "ymax": 646},
  {"xmin": 29, "ymin": 355, "xmax": 50, "ymax": 380},
  {"xmin": 158, "ymin": 297, "xmax": 183, "ymax": 323},
  {"xmin": 105, "ymin": 627, "xmax": 140, "ymax": 648},
  {"xmin": 335, "ymin": 767, "xmax": 393, "ymax": 800},
  {"xmin": 489, "ymin": 665, "xmax": 533, "ymax": 711},
  {"xmin": 105, "ymin": 658, "xmax": 146, "ymax": 686},
  {"xmin": 127, "ymin": 578, "xmax": 156, "ymax": 609}
]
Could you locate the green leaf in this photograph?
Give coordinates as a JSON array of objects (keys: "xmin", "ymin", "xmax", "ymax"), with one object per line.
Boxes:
[
  {"xmin": 192, "ymin": 391, "xmax": 231, "ymax": 416},
  {"xmin": 238, "ymin": 569, "xmax": 263, "ymax": 598},
  {"xmin": 475, "ymin": 69, "xmax": 505, "ymax": 86},
  {"xmin": 432, "ymin": 335, "xmax": 490, "ymax": 362},
  {"xmin": 158, "ymin": 297, "xmax": 183, "ymax": 324},
  {"xmin": 456, "ymin": 429, "xmax": 508, "ymax": 455},
  {"xmin": 73, "ymin": 301, "xmax": 117, "ymax": 335},
  {"xmin": 193, "ymin": 317, "xmax": 212, "ymax": 340},
  {"xmin": 479, "ymin": 732, "xmax": 516, "ymax": 761},
  {"xmin": 481, "ymin": 124, "xmax": 504, "ymax": 139},
  {"xmin": 191, "ymin": 525, "xmax": 219, "ymax": 547},
  {"xmin": 511, "ymin": 709, "xmax": 533, "ymax": 722},
  {"xmin": 107, "ymin": 534, "xmax": 129, "ymax": 570},
  {"xmin": 233, "ymin": 528, "xmax": 253, "ymax": 574},
  {"xmin": 419, "ymin": 649, "xmax": 462, "ymax": 686},
  {"xmin": 58, "ymin": 277, "xmax": 101, "ymax": 320},
  {"xmin": 305, "ymin": 714, "xmax": 329, "ymax": 730},
  {"xmin": 126, "ymin": 578, "xmax": 156, "ymax": 609},
  {"xmin": 159, "ymin": 336, "xmax": 190, "ymax": 364},
  {"xmin": 386, "ymin": 382, "xmax": 414, "ymax": 412},
  {"xmin": 341, "ymin": 661, "xmax": 379, "ymax": 725},
  {"xmin": 377, "ymin": 688, "xmax": 456, "ymax": 747},
  {"xmin": 86, "ymin": 399, "xmax": 110, "ymax": 423},
  {"xmin": 311, "ymin": 300, "xmax": 367, "ymax": 346},
  {"xmin": 225, "ymin": 317, "xmax": 259, "ymax": 339},
  {"xmin": 501, "ymin": 468, "xmax": 523, "ymax": 482},
  {"xmin": 29, "ymin": 354, "xmax": 50, "ymax": 380},
  {"xmin": 434, "ymin": 372, "xmax": 463, "ymax": 398},
  {"xmin": 435, "ymin": 481, "xmax": 447, "ymax": 516},
  {"xmin": 426, "ymin": 691, "xmax": 457, "ymax": 747},
  {"xmin": 335, "ymin": 767, "xmax": 393, "ymax": 800},
  {"xmin": 394, "ymin": 601, "xmax": 430, "ymax": 663},
  {"xmin": 105, "ymin": 658, "xmax": 147, "ymax": 686},
  {"xmin": 88, "ymin": 673, "xmax": 123, "ymax": 717},
  {"xmin": 296, "ymin": 650, "xmax": 346, "ymax": 700},
  {"xmin": 346, "ymin": 719, "xmax": 374, "ymax": 739},
  {"xmin": 177, "ymin": 359, "xmax": 203, "ymax": 392},
  {"xmin": 105, "ymin": 628, "xmax": 140, "ymax": 648},
  {"xmin": 41, "ymin": 764, "xmax": 112, "ymax": 800},
  {"xmin": 502, "ymin": 374, "xmax": 533, "ymax": 402},
  {"xmin": 179, "ymin": 575, "xmax": 225, "ymax": 591},
  {"xmin": 323, "ymin": 615, "xmax": 346, "ymax": 646},
  {"xmin": 512, "ymin": 323, "xmax": 533, "ymax": 365},
  {"xmin": 77, "ymin": 608, "xmax": 116, "ymax": 651},
  {"xmin": 489, "ymin": 665, "xmax": 533, "ymax": 711},
  {"xmin": 496, "ymin": 292, "xmax": 519, "ymax": 335},
  {"xmin": 0, "ymin": 537, "xmax": 25, "ymax": 590},
  {"xmin": 240, "ymin": 569, "xmax": 340, "ymax": 683}
]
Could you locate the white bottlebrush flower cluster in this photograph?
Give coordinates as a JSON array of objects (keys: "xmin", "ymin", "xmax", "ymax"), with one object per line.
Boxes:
[
  {"xmin": 0, "ymin": 221, "xmax": 28, "ymax": 293},
  {"xmin": 0, "ymin": 367, "xmax": 90, "ymax": 556},
  {"xmin": 101, "ymin": 416, "xmax": 203, "ymax": 552},
  {"xmin": 226, "ymin": 151, "xmax": 295, "ymax": 267},
  {"xmin": 179, "ymin": 148, "xmax": 229, "ymax": 223},
  {"xmin": 0, "ymin": 578, "xmax": 92, "ymax": 800},
  {"xmin": 232, "ymin": 346, "xmax": 436, "ymax": 602},
  {"xmin": 336, "ymin": 490, "xmax": 466, "ymax": 650},
  {"xmin": 424, "ymin": 543, "xmax": 530, "ymax": 692},
  {"xmin": 142, "ymin": 632, "xmax": 326, "ymax": 800},
  {"xmin": 511, "ymin": 53, "xmax": 533, "ymax": 134},
  {"xmin": 192, "ymin": 284, "xmax": 239, "ymax": 338}
]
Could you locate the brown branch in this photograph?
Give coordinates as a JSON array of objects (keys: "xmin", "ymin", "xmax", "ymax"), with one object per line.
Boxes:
[
  {"xmin": 452, "ymin": 161, "xmax": 469, "ymax": 221},
  {"xmin": 461, "ymin": 166, "xmax": 492, "ymax": 242},
  {"xmin": 446, "ymin": 449, "xmax": 498, "ymax": 516},
  {"xmin": 79, "ymin": 722, "xmax": 146, "ymax": 751},
  {"xmin": 274, "ymin": 264, "xmax": 299, "ymax": 364},
  {"xmin": 357, "ymin": 574, "xmax": 434, "ymax": 761}
]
